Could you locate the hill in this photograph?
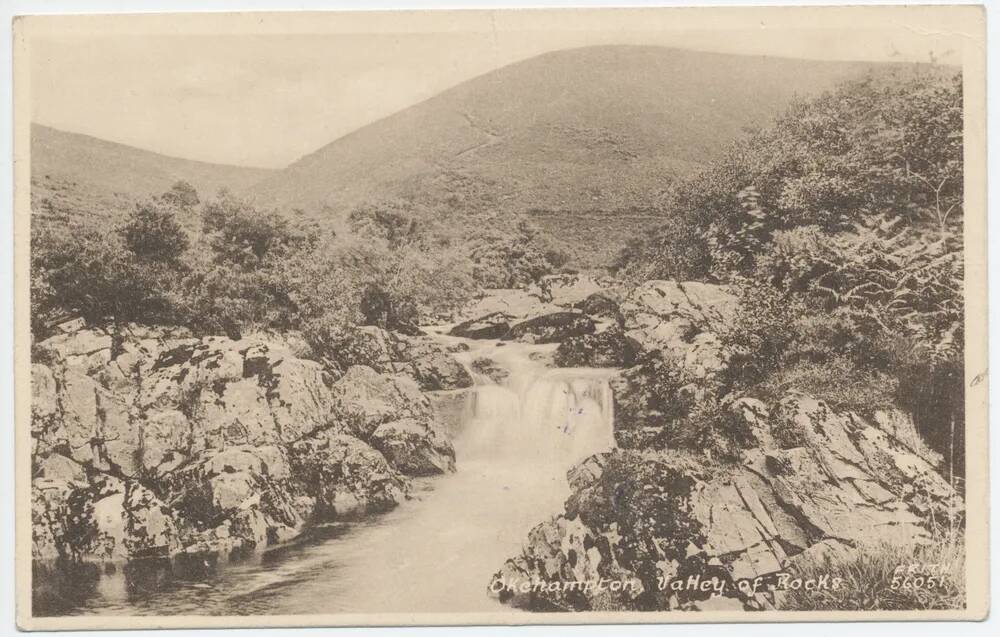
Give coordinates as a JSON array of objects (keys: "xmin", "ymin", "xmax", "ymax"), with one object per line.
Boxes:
[
  {"xmin": 31, "ymin": 124, "xmax": 278, "ymax": 233},
  {"xmin": 251, "ymin": 46, "xmax": 892, "ymax": 266},
  {"xmin": 31, "ymin": 124, "xmax": 275, "ymax": 202}
]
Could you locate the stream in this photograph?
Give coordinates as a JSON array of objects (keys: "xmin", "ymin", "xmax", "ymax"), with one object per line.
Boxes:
[{"xmin": 33, "ymin": 331, "xmax": 617, "ymax": 616}]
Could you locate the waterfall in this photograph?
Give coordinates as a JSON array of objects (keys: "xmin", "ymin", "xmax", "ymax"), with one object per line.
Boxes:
[{"xmin": 452, "ymin": 339, "xmax": 617, "ymax": 471}]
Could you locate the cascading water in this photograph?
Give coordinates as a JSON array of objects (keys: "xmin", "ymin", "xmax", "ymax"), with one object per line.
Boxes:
[
  {"xmin": 34, "ymin": 328, "xmax": 618, "ymax": 616},
  {"xmin": 455, "ymin": 339, "xmax": 616, "ymax": 471}
]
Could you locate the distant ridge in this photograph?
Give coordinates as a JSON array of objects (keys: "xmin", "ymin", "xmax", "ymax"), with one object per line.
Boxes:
[
  {"xmin": 31, "ymin": 123, "xmax": 276, "ymax": 201},
  {"xmin": 250, "ymin": 46, "xmax": 898, "ymax": 217}
]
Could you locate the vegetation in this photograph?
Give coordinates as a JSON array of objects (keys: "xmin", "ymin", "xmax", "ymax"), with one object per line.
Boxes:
[
  {"xmin": 30, "ymin": 174, "xmax": 566, "ymax": 363},
  {"xmin": 616, "ymin": 71, "xmax": 965, "ymax": 477},
  {"xmin": 778, "ymin": 533, "xmax": 965, "ymax": 611}
]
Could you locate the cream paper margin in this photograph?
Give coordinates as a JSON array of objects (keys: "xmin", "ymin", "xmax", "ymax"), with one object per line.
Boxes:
[{"xmin": 11, "ymin": 4, "xmax": 989, "ymax": 630}]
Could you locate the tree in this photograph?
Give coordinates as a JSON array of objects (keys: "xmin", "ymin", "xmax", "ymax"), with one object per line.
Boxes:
[
  {"xmin": 120, "ymin": 201, "xmax": 190, "ymax": 263},
  {"xmin": 159, "ymin": 180, "xmax": 200, "ymax": 208},
  {"xmin": 201, "ymin": 193, "xmax": 317, "ymax": 268}
]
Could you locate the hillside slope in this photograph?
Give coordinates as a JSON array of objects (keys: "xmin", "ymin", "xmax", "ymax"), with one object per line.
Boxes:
[
  {"xmin": 252, "ymin": 46, "xmax": 884, "ymax": 218},
  {"xmin": 31, "ymin": 124, "xmax": 276, "ymax": 201}
]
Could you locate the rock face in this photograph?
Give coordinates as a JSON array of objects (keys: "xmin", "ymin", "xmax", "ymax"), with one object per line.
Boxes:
[
  {"xmin": 490, "ymin": 393, "xmax": 960, "ymax": 611},
  {"xmin": 457, "ymin": 289, "xmax": 560, "ymax": 323},
  {"xmin": 620, "ymin": 280, "xmax": 737, "ymax": 384},
  {"xmin": 333, "ymin": 326, "xmax": 473, "ymax": 391},
  {"xmin": 31, "ymin": 319, "xmax": 459, "ymax": 562},
  {"xmin": 554, "ymin": 326, "xmax": 641, "ymax": 368},
  {"xmin": 449, "ymin": 313, "xmax": 512, "ymax": 340},
  {"xmin": 504, "ymin": 312, "xmax": 597, "ymax": 344},
  {"xmin": 370, "ymin": 419, "xmax": 456, "ymax": 476}
]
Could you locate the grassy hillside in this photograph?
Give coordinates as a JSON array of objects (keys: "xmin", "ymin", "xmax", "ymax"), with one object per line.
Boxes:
[
  {"xmin": 31, "ymin": 124, "xmax": 275, "ymax": 202},
  {"xmin": 250, "ymin": 46, "xmax": 890, "ymax": 266}
]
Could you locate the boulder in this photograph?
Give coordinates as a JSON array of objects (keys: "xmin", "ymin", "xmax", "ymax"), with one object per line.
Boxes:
[
  {"xmin": 333, "ymin": 325, "xmax": 398, "ymax": 371},
  {"xmin": 449, "ymin": 313, "xmax": 511, "ymax": 340},
  {"xmin": 370, "ymin": 418, "xmax": 456, "ymax": 476},
  {"xmin": 469, "ymin": 357, "xmax": 510, "ymax": 384},
  {"xmin": 504, "ymin": 312, "xmax": 596, "ymax": 344},
  {"xmin": 528, "ymin": 274, "xmax": 605, "ymax": 307},
  {"xmin": 554, "ymin": 326, "xmax": 641, "ymax": 368},
  {"xmin": 289, "ymin": 431, "xmax": 406, "ymax": 517},
  {"xmin": 573, "ymin": 291, "xmax": 624, "ymax": 324},
  {"xmin": 394, "ymin": 336, "xmax": 474, "ymax": 391},
  {"xmin": 35, "ymin": 475, "xmax": 182, "ymax": 562},
  {"xmin": 36, "ymin": 453, "xmax": 88, "ymax": 483},
  {"xmin": 330, "ymin": 366, "xmax": 431, "ymax": 438},
  {"xmin": 620, "ymin": 280, "xmax": 737, "ymax": 382},
  {"xmin": 325, "ymin": 326, "xmax": 473, "ymax": 391},
  {"xmin": 457, "ymin": 289, "xmax": 560, "ymax": 323},
  {"xmin": 163, "ymin": 446, "xmax": 308, "ymax": 552}
]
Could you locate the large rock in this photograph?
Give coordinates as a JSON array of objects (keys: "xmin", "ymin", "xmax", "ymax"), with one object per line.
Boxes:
[
  {"xmin": 449, "ymin": 313, "xmax": 511, "ymax": 340},
  {"xmin": 370, "ymin": 418, "xmax": 456, "ymax": 476},
  {"xmin": 394, "ymin": 336, "xmax": 474, "ymax": 391},
  {"xmin": 504, "ymin": 312, "xmax": 596, "ymax": 344},
  {"xmin": 335, "ymin": 326, "xmax": 473, "ymax": 391},
  {"xmin": 469, "ymin": 357, "xmax": 510, "ymax": 383},
  {"xmin": 34, "ymin": 476, "xmax": 180, "ymax": 561},
  {"xmin": 457, "ymin": 289, "xmax": 560, "ymax": 323},
  {"xmin": 573, "ymin": 292, "xmax": 624, "ymax": 324},
  {"xmin": 163, "ymin": 446, "xmax": 310, "ymax": 553},
  {"xmin": 620, "ymin": 280, "xmax": 737, "ymax": 382},
  {"xmin": 491, "ymin": 393, "xmax": 960, "ymax": 611},
  {"xmin": 289, "ymin": 431, "xmax": 406, "ymax": 517},
  {"xmin": 554, "ymin": 326, "xmax": 641, "ymax": 368},
  {"xmin": 330, "ymin": 365, "xmax": 431, "ymax": 438},
  {"xmin": 528, "ymin": 274, "xmax": 605, "ymax": 307}
]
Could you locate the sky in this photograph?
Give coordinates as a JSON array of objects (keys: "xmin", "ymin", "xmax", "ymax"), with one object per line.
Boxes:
[{"xmin": 25, "ymin": 8, "xmax": 976, "ymax": 168}]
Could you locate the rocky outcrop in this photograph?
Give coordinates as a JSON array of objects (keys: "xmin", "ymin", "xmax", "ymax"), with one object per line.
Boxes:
[
  {"xmin": 554, "ymin": 326, "xmax": 641, "ymax": 368},
  {"xmin": 370, "ymin": 418, "xmax": 456, "ymax": 476},
  {"xmin": 528, "ymin": 274, "xmax": 606, "ymax": 308},
  {"xmin": 620, "ymin": 280, "xmax": 737, "ymax": 385},
  {"xmin": 573, "ymin": 291, "xmax": 624, "ymax": 325},
  {"xmin": 490, "ymin": 392, "xmax": 960, "ymax": 611},
  {"xmin": 330, "ymin": 365, "xmax": 431, "ymax": 438},
  {"xmin": 504, "ymin": 312, "xmax": 597, "ymax": 344},
  {"xmin": 457, "ymin": 289, "xmax": 560, "ymax": 323},
  {"xmin": 333, "ymin": 326, "xmax": 473, "ymax": 391},
  {"xmin": 31, "ymin": 319, "xmax": 458, "ymax": 562},
  {"xmin": 449, "ymin": 313, "xmax": 511, "ymax": 340},
  {"xmin": 469, "ymin": 357, "xmax": 510, "ymax": 384}
]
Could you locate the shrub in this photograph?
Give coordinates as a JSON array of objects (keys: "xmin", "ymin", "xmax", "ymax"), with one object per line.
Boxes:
[
  {"xmin": 120, "ymin": 201, "xmax": 190, "ymax": 264},
  {"xmin": 718, "ymin": 278, "xmax": 801, "ymax": 388}
]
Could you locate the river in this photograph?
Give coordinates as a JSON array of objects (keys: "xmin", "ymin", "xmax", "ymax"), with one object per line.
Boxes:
[{"xmin": 33, "ymin": 332, "xmax": 617, "ymax": 616}]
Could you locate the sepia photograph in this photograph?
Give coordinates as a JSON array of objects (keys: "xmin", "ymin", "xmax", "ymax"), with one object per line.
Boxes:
[{"xmin": 11, "ymin": 4, "xmax": 988, "ymax": 629}]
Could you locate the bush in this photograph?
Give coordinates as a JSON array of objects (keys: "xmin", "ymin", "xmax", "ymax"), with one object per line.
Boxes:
[
  {"xmin": 613, "ymin": 351, "xmax": 696, "ymax": 449},
  {"xmin": 120, "ymin": 201, "xmax": 190, "ymax": 264},
  {"xmin": 30, "ymin": 208, "xmax": 187, "ymax": 340},
  {"xmin": 718, "ymin": 278, "xmax": 802, "ymax": 388}
]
